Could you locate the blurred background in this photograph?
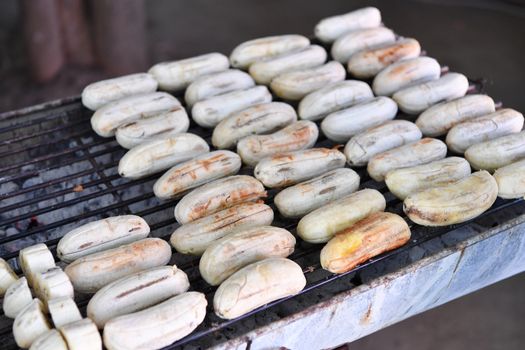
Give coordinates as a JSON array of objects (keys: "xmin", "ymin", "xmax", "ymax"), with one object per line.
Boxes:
[{"xmin": 0, "ymin": 0, "xmax": 524, "ymax": 349}]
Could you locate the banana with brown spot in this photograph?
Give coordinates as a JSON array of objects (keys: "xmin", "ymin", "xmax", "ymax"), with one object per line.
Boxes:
[{"xmin": 331, "ymin": 27, "xmax": 395, "ymax": 64}]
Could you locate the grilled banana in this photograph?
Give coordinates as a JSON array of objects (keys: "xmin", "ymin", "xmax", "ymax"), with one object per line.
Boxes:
[
  {"xmin": 321, "ymin": 212, "xmax": 411, "ymax": 273},
  {"xmin": 48, "ymin": 297, "xmax": 82, "ymax": 328},
  {"xmin": 29, "ymin": 329, "xmax": 68, "ymax": 350},
  {"xmin": 13, "ymin": 299, "xmax": 51, "ymax": 348},
  {"xmin": 465, "ymin": 131, "xmax": 525, "ymax": 171},
  {"xmin": 297, "ymin": 188, "xmax": 386, "ymax": 243},
  {"xmin": 148, "ymin": 52, "xmax": 229, "ymax": 91},
  {"xmin": 19, "ymin": 243, "xmax": 55, "ymax": 287},
  {"xmin": 331, "ymin": 26, "xmax": 395, "ymax": 64},
  {"xmin": 214, "ymin": 258, "xmax": 306, "ymax": 319},
  {"xmin": 33, "ymin": 267, "xmax": 74, "ymax": 303},
  {"xmin": 321, "ymin": 96, "xmax": 398, "ymax": 142},
  {"xmin": 64, "ymin": 238, "xmax": 172, "ymax": 293},
  {"xmin": 212, "ymin": 102, "xmax": 297, "ymax": 149},
  {"xmin": 0, "ymin": 258, "xmax": 17, "ymax": 296},
  {"xmin": 118, "ymin": 133, "xmax": 209, "ymax": 179},
  {"xmin": 3, "ymin": 276, "xmax": 32, "ymax": 318},
  {"xmin": 174, "ymin": 175, "xmax": 267, "ymax": 224},
  {"xmin": 404, "ymin": 171, "xmax": 498, "ymax": 226},
  {"xmin": 494, "ymin": 159, "xmax": 525, "ymax": 199},
  {"xmin": 103, "ymin": 292, "xmax": 207, "ymax": 350},
  {"xmin": 59, "ymin": 318, "xmax": 102, "ymax": 350},
  {"xmin": 314, "ymin": 7, "xmax": 382, "ymax": 43},
  {"xmin": 192, "ymin": 85, "xmax": 272, "ymax": 127},
  {"xmin": 274, "ymin": 168, "xmax": 360, "ymax": 218}
]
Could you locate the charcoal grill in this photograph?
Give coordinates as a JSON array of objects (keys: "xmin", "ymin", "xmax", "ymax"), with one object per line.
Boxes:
[{"xmin": 1, "ymin": 53, "xmax": 525, "ymax": 349}]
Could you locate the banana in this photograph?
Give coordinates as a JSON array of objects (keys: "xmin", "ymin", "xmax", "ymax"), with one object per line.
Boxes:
[
  {"xmin": 404, "ymin": 170, "xmax": 498, "ymax": 226},
  {"xmin": 59, "ymin": 318, "xmax": 102, "ymax": 350},
  {"xmin": 465, "ymin": 131, "xmax": 525, "ymax": 171},
  {"xmin": 154, "ymin": 150, "xmax": 242, "ymax": 200},
  {"xmin": 270, "ymin": 61, "xmax": 345, "ymax": 100},
  {"xmin": 392, "ymin": 72, "xmax": 469, "ymax": 115},
  {"xmin": 314, "ymin": 7, "xmax": 382, "ymax": 43},
  {"xmin": 0, "ymin": 258, "xmax": 18, "ymax": 296},
  {"xmin": 48, "ymin": 297, "xmax": 82, "ymax": 328},
  {"xmin": 494, "ymin": 159, "xmax": 525, "ymax": 199},
  {"xmin": 372, "ymin": 56, "xmax": 441, "ymax": 96},
  {"xmin": 347, "ymin": 38, "xmax": 421, "ymax": 79},
  {"xmin": 192, "ymin": 85, "xmax": 272, "ymax": 128},
  {"xmin": 214, "ymin": 258, "xmax": 306, "ymax": 319},
  {"xmin": 81, "ymin": 73, "xmax": 158, "ymax": 110},
  {"xmin": 416, "ymin": 94, "xmax": 496, "ymax": 137},
  {"xmin": 274, "ymin": 168, "xmax": 360, "ymax": 218},
  {"xmin": 249, "ymin": 45, "xmax": 327, "ymax": 85},
  {"xmin": 64, "ymin": 238, "xmax": 172, "ymax": 293},
  {"xmin": 118, "ymin": 133, "xmax": 209, "ymax": 179},
  {"xmin": 254, "ymin": 148, "xmax": 346, "ymax": 188},
  {"xmin": 174, "ymin": 175, "xmax": 267, "ymax": 224},
  {"xmin": 3, "ymin": 276, "xmax": 33, "ymax": 318},
  {"xmin": 170, "ymin": 202, "xmax": 274, "ymax": 255},
  {"xmin": 103, "ymin": 292, "xmax": 207, "ymax": 350},
  {"xmin": 368, "ymin": 138, "xmax": 448, "ymax": 181},
  {"xmin": 331, "ymin": 26, "xmax": 395, "ymax": 64},
  {"xmin": 385, "ymin": 157, "xmax": 472, "ymax": 200},
  {"xmin": 298, "ymin": 80, "xmax": 374, "ymax": 121},
  {"xmin": 33, "ymin": 267, "xmax": 74, "ymax": 303},
  {"xmin": 115, "ymin": 107, "xmax": 190, "ymax": 149},
  {"xmin": 297, "ymin": 188, "xmax": 386, "ymax": 244},
  {"xmin": 230, "ymin": 34, "xmax": 310, "ymax": 69},
  {"xmin": 87, "ymin": 265, "xmax": 189, "ymax": 328},
  {"xmin": 200, "ymin": 226, "xmax": 296, "ymax": 285},
  {"xmin": 212, "ymin": 102, "xmax": 297, "ymax": 149},
  {"xmin": 13, "ymin": 299, "xmax": 51, "ymax": 348},
  {"xmin": 19, "ymin": 243, "xmax": 55, "ymax": 287},
  {"xmin": 321, "ymin": 96, "xmax": 398, "ymax": 142},
  {"xmin": 91, "ymin": 92, "xmax": 180, "ymax": 137},
  {"xmin": 29, "ymin": 329, "xmax": 68, "ymax": 350},
  {"xmin": 237, "ymin": 120, "xmax": 319, "ymax": 166},
  {"xmin": 344, "ymin": 120, "xmax": 422, "ymax": 166},
  {"xmin": 148, "ymin": 52, "xmax": 229, "ymax": 91},
  {"xmin": 446, "ymin": 108, "xmax": 524, "ymax": 153},
  {"xmin": 57, "ymin": 215, "xmax": 150, "ymax": 263},
  {"xmin": 320, "ymin": 212, "xmax": 411, "ymax": 274},
  {"xmin": 185, "ymin": 69, "xmax": 255, "ymax": 106}
]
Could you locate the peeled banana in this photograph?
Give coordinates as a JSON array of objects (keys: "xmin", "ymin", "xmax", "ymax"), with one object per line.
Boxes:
[
  {"xmin": 33, "ymin": 267, "xmax": 74, "ymax": 303},
  {"xmin": 3, "ymin": 276, "xmax": 33, "ymax": 318},
  {"xmin": 29, "ymin": 329, "xmax": 68, "ymax": 350},
  {"xmin": 0, "ymin": 258, "xmax": 17, "ymax": 296},
  {"xmin": 19, "ymin": 243, "xmax": 55, "ymax": 287},
  {"xmin": 13, "ymin": 299, "xmax": 51, "ymax": 348},
  {"xmin": 494, "ymin": 159, "xmax": 525, "ymax": 199},
  {"xmin": 314, "ymin": 7, "xmax": 382, "ymax": 43},
  {"xmin": 331, "ymin": 26, "xmax": 395, "ymax": 64},
  {"xmin": 464, "ymin": 131, "xmax": 525, "ymax": 171},
  {"xmin": 48, "ymin": 297, "xmax": 82, "ymax": 328},
  {"xmin": 59, "ymin": 318, "xmax": 102, "ymax": 350}
]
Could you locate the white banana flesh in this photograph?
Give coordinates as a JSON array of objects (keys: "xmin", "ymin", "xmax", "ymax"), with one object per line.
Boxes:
[
  {"xmin": 170, "ymin": 202, "xmax": 274, "ymax": 255},
  {"xmin": 87, "ymin": 265, "xmax": 189, "ymax": 329},
  {"xmin": 33, "ymin": 267, "xmax": 74, "ymax": 303},
  {"xmin": 200, "ymin": 226, "xmax": 296, "ymax": 286},
  {"xmin": 185, "ymin": 69, "xmax": 255, "ymax": 106},
  {"xmin": 331, "ymin": 26, "xmax": 395, "ymax": 64},
  {"xmin": 13, "ymin": 299, "xmax": 51, "ymax": 348},
  {"xmin": 297, "ymin": 188, "xmax": 386, "ymax": 244},
  {"xmin": 3, "ymin": 276, "xmax": 33, "ymax": 318},
  {"xmin": 404, "ymin": 171, "xmax": 498, "ymax": 226},
  {"xmin": 59, "ymin": 318, "xmax": 102, "ymax": 350},
  {"xmin": 214, "ymin": 258, "xmax": 306, "ymax": 320},
  {"xmin": 465, "ymin": 131, "xmax": 525, "ymax": 171},
  {"xmin": 298, "ymin": 80, "xmax": 374, "ymax": 121},
  {"xmin": 29, "ymin": 329, "xmax": 68, "ymax": 350},
  {"xmin": 148, "ymin": 52, "xmax": 229, "ymax": 91},
  {"xmin": 0, "ymin": 258, "xmax": 18, "ymax": 296},
  {"xmin": 115, "ymin": 107, "xmax": 190, "ymax": 149},
  {"xmin": 237, "ymin": 120, "xmax": 319, "ymax": 166},
  {"xmin": 494, "ymin": 159, "xmax": 525, "ymax": 199},
  {"xmin": 174, "ymin": 175, "xmax": 267, "ymax": 224},
  {"xmin": 249, "ymin": 45, "xmax": 327, "ymax": 85},
  {"xmin": 64, "ymin": 238, "xmax": 172, "ymax": 293},
  {"xmin": 154, "ymin": 150, "xmax": 242, "ymax": 200},
  {"xmin": 47, "ymin": 297, "xmax": 82, "ymax": 328},
  {"xmin": 230, "ymin": 34, "xmax": 310, "ymax": 69},
  {"xmin": 90, "ymin": 92, "xmax": 180, "ymax": 137},
  {"xmin": 314, "ymin": 7, "xmax": 382, "ymax": 43},
  {"xmin": 416, "ymin": 94, "xmax": 496, "ymax": 137},
  {"xmin": 347, "ymin": 38, "xmax": 421, "ymax": 79},
  {"xmin": 367, "ymin": 138, "xmax": 448, "ymax": 181},
  {"xmin": 274, "ymin": 168, "xmax": 360, "ymax": 218},
  {"xmin": 372, "ymin": 56, "xmax": 441, "ymax": 96},
  {"xmin": 392, "ymin": 72, "xmax": 469, "ymax": 115},
  {"xmin": 212, "ymin": 102, "xmax": 297, "ymax": 149},
  {"xmin": 118, "ymin": 133, "xmax": 209, "ymax": 179},
  {"xmin": 103, "ymin": 292, "xmax": 207, "ymax": 350},
  {"xmin": 81, "ymin": 73, "xmax": 158, "ymax": 110},
  {"xmin": 57, "ymin": 215, "xmax": 150, "ymax": 263},
  {"xmin": 254, "ymin": 148, "xmax": 346, "ymax": 188},
  {"xmin": 446, "ymin": 108, "xmax": 524, "ymax": 153},
  {"xmin": 344, "ymin": 120, "xmax": 422, "ymax": 166},
  {"xmin": 19, "ymin": 243, "xmax": 55, "ymax": 287},
  {"xmin": 192, "ymin": 85, "xmax": 272, "ymax": 128},
  {"xmin": 321, "ymin": 96, "xmax": 398, "ymax": 142},
  {"xmin": 270, "ymin": 61, "xmax": 345, "ymax": 100},
  {"xmin": 385, "ymin": 157, "xmax": 472, "ymax": 200}
]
